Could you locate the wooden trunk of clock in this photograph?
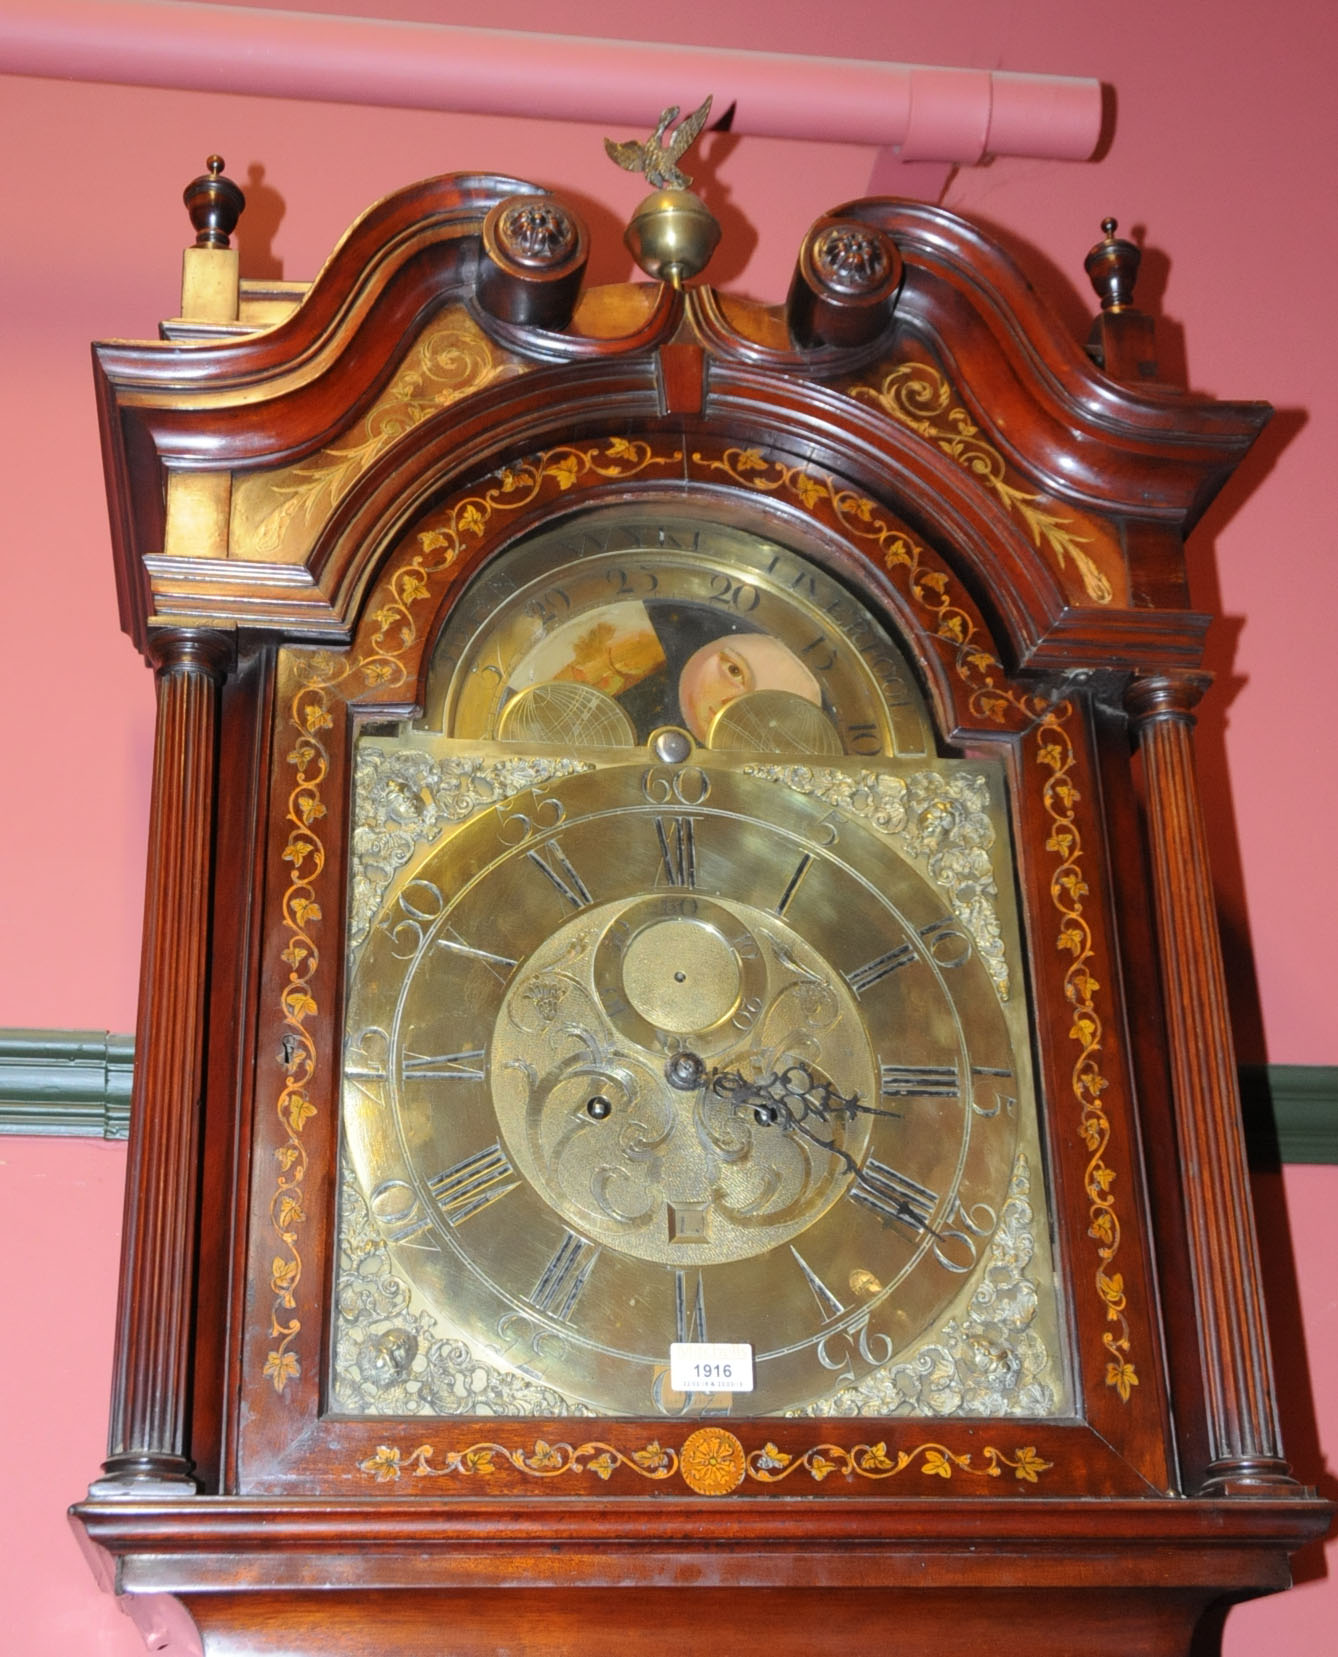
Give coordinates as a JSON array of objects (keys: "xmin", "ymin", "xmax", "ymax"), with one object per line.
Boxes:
[{"xmin": 72, "ymin": 175, "xmax": 1329, "ymax": 1654}]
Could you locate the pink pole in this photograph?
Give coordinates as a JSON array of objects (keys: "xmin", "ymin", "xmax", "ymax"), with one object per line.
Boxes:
[{"xmin": 0, "ymin": 0, "xmax": 1102, "ymax": 162}]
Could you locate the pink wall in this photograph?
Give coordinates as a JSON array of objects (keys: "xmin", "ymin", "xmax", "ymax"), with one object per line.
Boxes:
[{"xmin": 1, "ymin": 1, "xmax": 1333, "ymax": 1650}]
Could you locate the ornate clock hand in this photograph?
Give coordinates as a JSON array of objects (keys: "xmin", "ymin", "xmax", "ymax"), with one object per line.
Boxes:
[{"xmin": 707, "ymin": 1062, "xmax": 935, "ymax": 1234}]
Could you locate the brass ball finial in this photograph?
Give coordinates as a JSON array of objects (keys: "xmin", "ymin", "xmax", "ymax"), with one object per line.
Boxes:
[
  {"xmin": 623, "ymin": 188, "xmax": 721, "ymax": 289},
  {"xmin": 1085, "ymin": 216, "xmax": 1142, "ymax": 312},
  {"xmin": 183, "ymin": 154, "xmax": 246, "ymax": 249}
]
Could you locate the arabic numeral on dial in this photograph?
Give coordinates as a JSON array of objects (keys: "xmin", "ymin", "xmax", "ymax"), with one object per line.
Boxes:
[
  {"xmin": 799, "ymin": 632, "xmax": 836, "ymax": 673},
  {"xmin": 524, "ymin": 585, "xmax": 572, "ymax": 628},
  {"xmin": 496, "ymin": 1310, "xmax": 571, "ymax": 1370},
  {"xmin": 655, "ymin": 815, "xmax": 697, "ymax": 887},
  {"xmin": 970, "ymin": 1067, "xmax": 1016, "ymax": 1117},
  {"xmin": 847, "ymin": 918, "xmax": 971, "ymax": 993},
  {"xmin": 930, "ymin": 1195, "xmax": 999, "ymax": 1274},
  {"xmin": 816, "ymin": 1312, "xmax": 893, "ymax": 1379},
  {"xmin": 843, "ymin": 721, "xmax": 882, "ymax": 756},
  {"xmin": 497, "ymin": 790, "xmax": 566, "ymax": 845},
  {"xmin": 368, "ymin": 1179, "xmax": 440, "ymax": 1250},
  {"xmin": 705, "ymin": 573, "xmax": 761, "ymax": 611},
  {"xmin": 816, "ymin": 809, "xmax": 843, "ymax": 847},
  {"xmin": 344, "ymin": 1026, "xmax": 389, "ymax": 1101},
  {"xmin": 605, "ymin": 564, "xmax": 659, "ymax": 596},
  {"xmin": 730, "ymin": 994, "xmax": 763, "ymax": 1032},
  {"xmin": 377, "ymin": 877, "xmax": 445, "ymax": 960},
  {"xmin": 642, "ymin": 766, "xmax": 711, "ymax": 806},
  {"xmin": 920, "ymin": 916, "xmax": 972, "ymax": 968}
]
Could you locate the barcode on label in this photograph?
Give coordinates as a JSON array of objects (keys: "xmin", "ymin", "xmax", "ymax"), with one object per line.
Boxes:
[{"xmin": 668, "ymin": 1342, "xmax": 754, "ymax": 1393}]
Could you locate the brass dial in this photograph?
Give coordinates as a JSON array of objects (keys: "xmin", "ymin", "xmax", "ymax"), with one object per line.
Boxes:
[
  {"xmin": 339, "ymin": 506, "xmax": 1053, "ymax": 1419},
  {"xmin": 343, "ymin": 759, "xmax": 1025, "ymax": 1416}
]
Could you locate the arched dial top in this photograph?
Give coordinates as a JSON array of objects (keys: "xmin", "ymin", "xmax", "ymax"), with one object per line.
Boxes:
[
  {"xmin": 422, "ymin": 506, "xmax": 933, "ymax": 759},
  {"xmin": 337, "ymin": 506, "xmax": 1060, "ymax": 1420}
]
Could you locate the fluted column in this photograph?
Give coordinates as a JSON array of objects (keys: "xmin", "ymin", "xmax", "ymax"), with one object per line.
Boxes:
[
  {"xmin": 1126, "ymin": 674, "xmax": 1297, "ymax": 1495},
  {"xmin": 92, "ymin": 629, "xmax": 230, "ymax": 1493}
]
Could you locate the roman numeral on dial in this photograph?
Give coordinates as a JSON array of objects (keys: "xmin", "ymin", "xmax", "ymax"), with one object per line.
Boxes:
[
  {"xmin": 775, "ymin": 853, "xmax": 813, "ymax": 916},
  {"xmin": 402, "ymin": 1048, "xmax": 486, "ymax": 1082},
  {"xmin": 847, "ymin": 916, "xmax": 974, "ymax": 995},
  {"xmin": 655, "ymin": 816, "xmax": 697, "ymax": 887},
  {"xmin": 433, "ymin": 929, "xmax": 518, "ymax": 982},
  {"xmin": 879, "ymin": 1064, "xmax": 960, "ymax": 1098},
  {"xmin": 845, "ymin": 943, "xmax": 916, "ymax": 994},
  {"xmin": 530, "ymin": 1232, "xmax": 600, "ymax": 1322},
  {"xmin": 790, "ymin": 1246, "xmax": 846, "ymax": 1321},
  {"xmin": 675, "ymin": 1270, "xmax": 708, "ymax": 1343},
  {"xmin": 850, "ymin": 1158, "xmax": 939, "ymax": 1234},
  {"xmin": 526, "ymin": 841, "xmax": 592, "ymax": 908},
  {"xmin": 427, "ymin": 1143, "xmax": 519, "ymax": 1225},
  {"xmin": 878, "ymin": 1063, "xmax": 1016, "ymax": 1101}
]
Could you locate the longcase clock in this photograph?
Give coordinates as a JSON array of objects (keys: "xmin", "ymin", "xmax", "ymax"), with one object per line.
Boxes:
[{"xmin": 72, "ymin": 157, "xmax": 1330, "ymax": 1655}]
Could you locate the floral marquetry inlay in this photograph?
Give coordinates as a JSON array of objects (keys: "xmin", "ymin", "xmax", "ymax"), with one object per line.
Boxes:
[
  {"xmin": 231, "ymin": 309, "xmax": 523, "ymax": 566},
  {"xmin": 850, "ymin": 362, "xmax": 1121, "ymax": 606},
  {"xmin": 356, "ymin": 1433, "xmax": 1054, "ymax": 1492}
]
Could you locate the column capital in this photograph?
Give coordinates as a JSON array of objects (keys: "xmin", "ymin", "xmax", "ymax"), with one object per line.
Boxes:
[
  {"xmin": 1125, "ymin": 671, "xmax": 1213, "ymax": 728},
  {"xmin": 145, "ymin": 626, "xmax": 233, "ymax": 682}
]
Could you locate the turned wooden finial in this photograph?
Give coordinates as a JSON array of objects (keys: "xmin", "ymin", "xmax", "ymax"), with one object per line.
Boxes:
[
  {"xmin": 183, "ymin": 155, "xmax": 246, "ymax": 249},
  {"xmin": 1084, "ymin": 216, "xmax": 1142, "ymax": 313}
]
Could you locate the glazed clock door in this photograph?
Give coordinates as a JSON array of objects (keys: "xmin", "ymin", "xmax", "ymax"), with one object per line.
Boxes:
[{"xmin": 333, "ymin": 502, "xmax": 1065, "ymax": 1424}]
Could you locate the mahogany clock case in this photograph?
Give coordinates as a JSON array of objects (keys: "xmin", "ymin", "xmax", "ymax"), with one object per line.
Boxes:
[{"xmin": 71, "ymin": 175, "xmax": 1331, "ymax": 1653}]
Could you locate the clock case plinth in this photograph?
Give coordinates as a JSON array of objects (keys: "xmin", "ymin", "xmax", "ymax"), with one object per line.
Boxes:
[{"xmin": 73, "ymin": 174, "xmax": 1330, "ymax": 1653}]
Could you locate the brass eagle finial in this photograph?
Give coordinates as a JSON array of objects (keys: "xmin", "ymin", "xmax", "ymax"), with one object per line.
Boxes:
[{"xmin": 604, "ymin": 96, "xmax": 713, "ymax": 191}]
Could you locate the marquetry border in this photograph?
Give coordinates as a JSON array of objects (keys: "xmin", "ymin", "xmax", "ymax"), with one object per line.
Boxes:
[
  {"xmin": 355, "ymin": 1430, "xmax": 1054, "ymax": 1494},
  {"xmin": 849, "ymin": 360, "xmax": 1119, "ymax": 606}
]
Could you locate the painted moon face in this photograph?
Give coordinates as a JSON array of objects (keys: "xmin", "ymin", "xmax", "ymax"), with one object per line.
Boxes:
[{"xmin": 678, "ymin": 634, "xmax": 822, "ymax": 743}]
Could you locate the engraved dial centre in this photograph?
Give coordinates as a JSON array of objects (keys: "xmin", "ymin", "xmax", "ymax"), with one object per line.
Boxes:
[{"xmin": 620, "ymin": 917, "xmax": 742, "ymax": 1033}]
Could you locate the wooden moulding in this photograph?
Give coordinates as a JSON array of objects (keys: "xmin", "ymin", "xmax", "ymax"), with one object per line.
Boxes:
[
  {"xmin": 72, "ymin": 177, "xmax": 1333, "ymax": 1651},
  {"xmin": 70, "ymin": 1495, "xmax": 1334, "ymax": 1655}
]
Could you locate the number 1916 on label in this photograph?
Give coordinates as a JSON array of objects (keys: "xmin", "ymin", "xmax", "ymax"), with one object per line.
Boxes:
[{"xmin": 669, "ymin": 1342, "xmax": 755, "ymax": 1394}]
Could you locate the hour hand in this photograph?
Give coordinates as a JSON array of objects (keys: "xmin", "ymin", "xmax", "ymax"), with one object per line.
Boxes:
[{"xmin": 708, "ymin": 1060, "xmax": 898, "ymax": 1129}]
